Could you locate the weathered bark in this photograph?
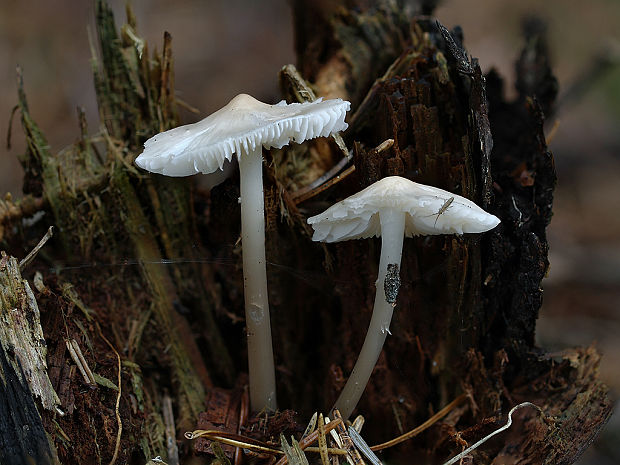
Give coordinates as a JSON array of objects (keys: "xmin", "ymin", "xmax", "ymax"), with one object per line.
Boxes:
[
  {"xmin": 0, "ymin": 253, "xmax": 58, "ymax": 465},
  {"xmin": 1, "ymin": 1, "xmax": 611, "ymax": 464}
]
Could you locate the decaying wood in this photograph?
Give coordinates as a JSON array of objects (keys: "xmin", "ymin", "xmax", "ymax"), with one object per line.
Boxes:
[
  {"xmin": 291, "ymin": 0, "xmax": 414, "ymax": 107},
  {"xmin": 5, "ymin": 1, "xmax": 234, "ymax": 462},
  {"xmin": 280, "ymin": 5, "xmax": 611, "ymax": 465},
  {"xmin": 0, "ymin": 252, "xmax": 59, "ymax": 464},
  {"xmin": 0, "ymin": 194, "xmax": 46, "ymax": 242},
  {"xmin": 1, "ymin": 0, "xmax": 611, "ymax": 464},
  {"xmin": 0, "ymin": 254, "xmax": 55, "ymax": 407}
]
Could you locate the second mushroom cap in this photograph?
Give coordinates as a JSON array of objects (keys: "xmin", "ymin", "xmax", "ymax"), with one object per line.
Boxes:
[{"xmin": 308, "ymin": 176, "xmax": 500, "ymax": 242}]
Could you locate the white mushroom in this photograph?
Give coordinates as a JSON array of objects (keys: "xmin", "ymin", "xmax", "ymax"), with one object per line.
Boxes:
[
  {"xmin": 136, "ymin": 93, "xmax": 350, "ymax": 412},
  {"xmin": 307, "ymin": 176, "xmax": 500, "ymax": 419}
]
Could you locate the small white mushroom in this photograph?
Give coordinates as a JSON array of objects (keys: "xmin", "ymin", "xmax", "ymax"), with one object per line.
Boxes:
[
  {"xmin": 135, "ymin": 93, "xmax": 350, "ymax": 413},
  {"xmin": 307, "ymin": 176, "xmax": 500, "ymax": 419}
]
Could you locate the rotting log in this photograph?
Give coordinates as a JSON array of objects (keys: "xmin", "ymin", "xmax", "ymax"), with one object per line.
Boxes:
[{"xmin": 0, "ymin": 0, "xmax": 612, "ymax": 464}]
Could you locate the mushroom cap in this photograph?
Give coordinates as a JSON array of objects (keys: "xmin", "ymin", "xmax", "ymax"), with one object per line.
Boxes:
[
  {"xmin": 135, "ymin": 94, "xmax": 350, "ymax": 177},
  {"xmin": 307, "ymin": 176, "xmax": 500, "ymax": 242}
]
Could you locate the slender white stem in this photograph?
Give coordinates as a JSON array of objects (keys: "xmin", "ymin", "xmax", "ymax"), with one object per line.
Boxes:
[
  {"xmin": 238, "ymin": 145, "xmax": 277, "ymax": 412},
  {"xmin": 332, "ymin": 209, "xmax": 406, "ymax": 419}
]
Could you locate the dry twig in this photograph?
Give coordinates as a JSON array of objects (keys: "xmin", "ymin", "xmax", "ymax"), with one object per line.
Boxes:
[
  {"xmin": 96, "ymin": 323, "xmax": 123, "ymax": 465},
  {"xmin": 441, "ymin": 402, "xmax": 543, "ymax": 465},
  {"xmin": 19, "ymin": 225, "xmax": 53, "ymax": 271},
  {"xmin": 371, "ymin": 394, "xmax": 467, "ymax": 451}
]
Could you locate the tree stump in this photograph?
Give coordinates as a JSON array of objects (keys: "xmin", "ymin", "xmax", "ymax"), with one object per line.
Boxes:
[{"xmin": 0, "ymin": 1, "xmax": 611, "ymax": 464}]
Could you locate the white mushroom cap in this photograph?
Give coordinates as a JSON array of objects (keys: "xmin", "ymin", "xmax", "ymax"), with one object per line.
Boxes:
[
  {"xmin": 135, "ymin": 94, "xmax": 351, "ymax": 177},
  {"xmin": 307, "ymin": 176, "xmax": 500, "ymax": 242}
]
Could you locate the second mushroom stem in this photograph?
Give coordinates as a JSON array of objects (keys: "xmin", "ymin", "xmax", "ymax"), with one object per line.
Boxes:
[
  {"xmin": 238, "ymin": 145, "xmax": 277, "ymax": 412},
  {"xmin": 332, "ymin": 209, "xmax": 405, "ymax": 420}
]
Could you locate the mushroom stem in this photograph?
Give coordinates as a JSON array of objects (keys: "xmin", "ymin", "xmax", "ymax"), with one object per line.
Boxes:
[
  {"xmin": 238, "ymin": 145, "xmax": 277, "ymax": 412},
  {"xmin": 332, "ymin": 209, "xmax": 405, "ymax": 419}
]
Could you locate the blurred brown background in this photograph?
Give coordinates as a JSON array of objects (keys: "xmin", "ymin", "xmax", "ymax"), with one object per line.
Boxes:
[{"xmin": 1, "ymin": 0, "xmax": 618, "ymax": 462}]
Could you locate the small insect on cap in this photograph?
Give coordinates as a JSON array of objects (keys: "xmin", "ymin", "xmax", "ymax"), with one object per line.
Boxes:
[
  {"xmin": 135, "ymin": 93, "xmax": 351, "ymax": 177},
  {"xmin": 307, "ymin": 176, "xmax": 500, "ymax": 242}
]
